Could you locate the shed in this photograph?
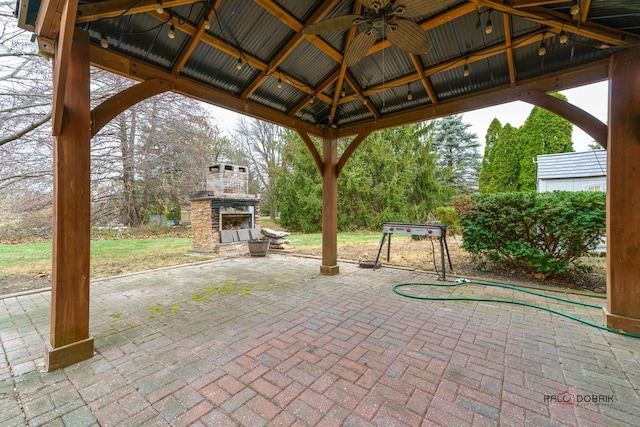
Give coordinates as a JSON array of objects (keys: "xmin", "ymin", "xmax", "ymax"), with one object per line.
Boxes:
[{"xmin": 537, "ymin": 150, "xmax": 607, "ymax": 193}]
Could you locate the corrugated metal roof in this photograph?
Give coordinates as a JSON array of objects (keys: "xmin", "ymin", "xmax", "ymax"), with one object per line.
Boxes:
[
  {"xmin": 537, "ymin": 151, "xmax": 607, "ymax": 179},
  {"xmin": 19, "ymin": 0, "xmax": 640, "ymax": 132}
]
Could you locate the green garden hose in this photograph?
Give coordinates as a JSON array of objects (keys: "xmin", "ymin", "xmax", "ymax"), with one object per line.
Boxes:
[{"xmin": 393, "ymin": 280, "xmax": 640, "ymax": 339}]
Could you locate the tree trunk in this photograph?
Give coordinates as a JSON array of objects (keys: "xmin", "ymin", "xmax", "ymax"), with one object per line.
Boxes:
[{"xmin": 119, "ymin": 112, "xmax": 140, "ymax": 226}]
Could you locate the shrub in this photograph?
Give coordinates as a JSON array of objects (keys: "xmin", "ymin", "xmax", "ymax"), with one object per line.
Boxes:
[
  {"xmin": 435, "ymin": 206, "xmax": 460, "ymax": 234},
  {"xmin": 459, "ymin": 191, "xmax": 605, "ymax": 278}
]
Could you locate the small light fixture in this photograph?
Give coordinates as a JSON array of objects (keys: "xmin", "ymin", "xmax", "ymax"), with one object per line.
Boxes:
[
  {"xmin": 156, "ymin": 0, "xmax": 164, "ymax": 14},
  {"xmin": 341, "ymin": 89, "xmax": 346, "ymax": 97},
  {"xmin": 204, "ymin": 19, "xmax": 211, "ymax": 30},
  {"xmin": 363, "ymin": 98, "xmax": 368, "ymax": 105},
  {"xmin": 407, "ymin": 90, "xmax": 413, "ymax": 101},
  {"xmin": 570, "ymin": 2, "xmax": 580, "ymax": 16},
  {"xmin": 309, "ymin": 96, "xmax": 314, "ymax": 104},
  {"xmin": 168, "ymin": 24, "xmax": 176, "ymax": 39},
  {"xmin": 277, "ymin": 77, "xmax": 282, "ymax": 89},
  {"xmin": 100, "ymin": 35, "xmax": 108, "ymax": 49},
  {"xmin": 538, "ymin": 40, "xmax": 546, "ymax": 56},
  {"xmin": 236, "ymin": 57, "xmax": 243, "ymax": 70},
  {"xmin": 559, "ymin": 30, "xmax": 568, "ymax": 44},
  {"xmin": 463, "ymin": 64, "xmax": 470, "ymax": 77},
  {"xmin": 485, "ymin": 10, "xmax": 493, "ymax": 34}
]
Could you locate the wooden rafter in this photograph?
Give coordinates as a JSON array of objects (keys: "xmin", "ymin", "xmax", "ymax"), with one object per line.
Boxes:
[
  {"xmin": 409, "ymin": 54, "xmax": 438, "ymax": 106},
  {"xmin": 289, "ymin": 69, "xmax": 340, "ymax": 117},
  {"xmin": 89, "ymin": 45, "xmax": 325, "ymax": 136},
  {"xmin": 241, "ymin": 0, "xmax": 340, "ymax": 100},
  {"xmin": 574, "ymin": 0, "xmax": 592, "ymax": 23},
  {"xmin": 345, "ymin": 73, "xmax": 379, "ymax": 119},
  {"xmin": 357, "ymin": 30, "xmax": 555, "ymax": 99},
  {"xmin": 76, "ymin": 0, "xmax": 200, "ymax": 23},
  {"xmin": 503, "ymin": 13, "xmax": 516, "ymax": 88},
  {"xmin": 328, "ymin": 1, "xmax": 361, "ymax": 124},
  {"xmin": 473, "ymin": 0, "xmax": 640, "ymax": 46},
  {"xmin": 172, "ymin": 0, "xmax": 222, "ymax": 75},
  {"xmin": 337, "ymin": 58, "xmax": 609, "ymax": 137}
]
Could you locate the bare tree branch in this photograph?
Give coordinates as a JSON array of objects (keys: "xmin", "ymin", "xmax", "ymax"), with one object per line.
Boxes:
[{"xmin": 0, "ymin": 111, "xmax": 51, "ymax": 146}]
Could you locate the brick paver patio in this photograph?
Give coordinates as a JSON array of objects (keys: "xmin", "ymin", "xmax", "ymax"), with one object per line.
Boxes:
[{"xmin": 1, "ymin": 254, "xmax": 639, "ymax": 426}]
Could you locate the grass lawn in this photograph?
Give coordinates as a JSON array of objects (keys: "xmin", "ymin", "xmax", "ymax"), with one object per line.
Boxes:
[{"xmin": 0, "ymin": 238, "xmax": 210, "ymax": 279}]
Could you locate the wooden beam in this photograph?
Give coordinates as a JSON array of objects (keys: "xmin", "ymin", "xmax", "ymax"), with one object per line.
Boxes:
[
  {"xmin": 604, "ymin": 47, "xmax": 640, "ymax": 335},
  {"xmin": 410, "ymin": 54, "xmax": 438, "ymax": 105},
  {"xmin": 289, "ymin": 69, "xmax": 341, "ymax": 117},
  {"xmin": 518, "ymin": 89, "xmax": 607, "ymax": 148},
  {"xmin": 51, "ymin": 0, "xmax": 79, "ymax": 136},
  {"xmin": 320, "ymin": 130, "xmax": 339, "ymax": 276},
  {"xmin": 503, "ymin": 13, "xmax": 517, "ymax": 88},
  {"xmin": 91, "ymin": 78, "xmax": 173, "ymax": 137},
  {"xmin": 509, "ymin": 0, "xmax": 567, "ymax": 7},
  {"xmin": 295, "ymin": 129, "xmax": 324, "ymax": 175},
  {"xmin": 574, "ymin": 0, "xmax": 592, "ymax": 23},
  {"xmin": 172, "ymin": 0, "xmax": 222, "ymax": 75},
  {"xmin": 253, "ymin": 0, "xmax": 303, "ymax": 32},
  {"xmin": 89, "ymin": 44, "xmax": 325, "ymax": 137},
  {"xmin": 345, "ymin": 73, "xmax": 379, "ymax": 119},
  {"xmin": 473, "ymin": 0, "xmax": 640, "ymax": 46},
  {"xmin": 361, "ymin": 30, "xmax": 552, "ymax": 98},
  {"xmin": 35, "ymin": 0, "xmax": 64, "ymax": 39},
  {"xmin": 76, "ymin": 0, "xmax": 199, "ymax": 23},
  {"xmin": 45, "ymin": 28, "xmax": 94, "ymax": 371},
  {"xmin": 337, "ymin": 58, "xmax": 609, "ymax": 137},
  {"xmin": 336, "ymin": 131, "xmax": 372, "ymax": 177}
]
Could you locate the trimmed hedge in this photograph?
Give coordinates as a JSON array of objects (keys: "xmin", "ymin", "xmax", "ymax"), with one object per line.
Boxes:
[{"xmin": 457, "ymin": 191, "xmax": 605, "ymax": 277}]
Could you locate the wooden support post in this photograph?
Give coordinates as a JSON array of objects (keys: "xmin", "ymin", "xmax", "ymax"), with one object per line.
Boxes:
[
  {"xmin": 45, "ymin": 28, "xmax": 94, "ymax": 371},
  {"xmin": 604, "ymin": 47, "xmax": 640, "ymax": 335},
  {"xmin": 320, "ymin": 131, "xmax": 339, "ymax": 275}
]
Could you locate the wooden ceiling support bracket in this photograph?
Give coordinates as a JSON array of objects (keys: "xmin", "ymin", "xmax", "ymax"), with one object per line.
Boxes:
[
  {"xmin": 295, "ymin": 129, "xmax": 324, "ymax": 175},
  {"xmin": 518, "ymin": 89, "xmax": 607, "ymax": 149},
  {"xmin": 604, "ymin": 47, "xmax": 640, "ymax": 335},
  {"xmin": 51, "ymin": 0, "xmax": 79, "ymax": 136},
  {"xmin": 91, "ymin": 78, "xmax": 173, "ymax": 137},
  {"xmin": 46, "ymin": 28, "xmax": 94, "ymax": 371},
  {"xmin": 336, "ymin": 130, "xmax": 372, "ymax": 177}
]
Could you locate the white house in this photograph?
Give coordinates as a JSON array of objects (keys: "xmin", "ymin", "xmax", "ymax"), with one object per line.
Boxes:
[
  {"xmin": 536, "ymin": 150, "xmax": 606, "ymax": 193},
  {"xmin": 536, "ymin": 150, "xmax": 607, "ymax": 253}
]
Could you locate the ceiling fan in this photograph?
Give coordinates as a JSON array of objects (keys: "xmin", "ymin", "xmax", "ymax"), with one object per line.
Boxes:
[{"xmin": 302, "ymin": 0, "xmax": 434, "ymax": 67}]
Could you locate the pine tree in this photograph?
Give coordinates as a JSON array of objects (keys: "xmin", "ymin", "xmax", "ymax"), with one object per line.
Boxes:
[
  {"xmin": 432, "ymin": 115, "xmax": 481, "ymax": 194},
  {"xmin": 490, "ymin": 124, "xmax": 521, "ymax": 192}
]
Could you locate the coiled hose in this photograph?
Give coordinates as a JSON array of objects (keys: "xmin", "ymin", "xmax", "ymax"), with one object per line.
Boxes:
[{"xmin": 393, "ymin": 280, "xmax": 640, "ymax": 339}]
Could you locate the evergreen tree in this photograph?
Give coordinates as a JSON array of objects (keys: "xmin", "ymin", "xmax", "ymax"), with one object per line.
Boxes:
[
  {"xmin": 478, "ymin": 118, "xmax": 502, "ymax": 193},
  {"xmin": 518, "ymin": 93, "xmax": 573, "ymax": 190},
  {"xmin": 490, "ymin": 124, "xmax": 520, "ymax": 192},
  {"xmin": 432, "ymin": 115, "xmax": 481, "ymax": 194}
]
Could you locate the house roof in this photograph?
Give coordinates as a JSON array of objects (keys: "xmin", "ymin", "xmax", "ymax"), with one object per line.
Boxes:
[
  {"xmin": 537, "ymin": 150, "xmax": 607, "ymax": 180},
  {"xmin": 16, "ymin": 0, "xmax": 640, "ymax": 137}
]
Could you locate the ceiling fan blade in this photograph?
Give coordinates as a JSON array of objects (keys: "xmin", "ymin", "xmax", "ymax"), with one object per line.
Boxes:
[
  {"xmin": 393, "ymin": 0, "xmax": 441, "ymax": 18},
  {"xmin": 359, "ymin": 0, "xmax": 390, "ymax": 10},
  {"xmin": 386, "ymin": 19, "xmax": 431, "ymax": 54},
  {"xmin": 302, "ymin": 15, "xmax": 363, "ymax": 34},
  {"xmin": 345, "ymin": 28, "xmax": 378, "ymax": 67}
]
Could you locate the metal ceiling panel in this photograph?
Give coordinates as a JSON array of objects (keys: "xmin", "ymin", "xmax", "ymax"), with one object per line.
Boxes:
[
  {"xmin": 181, "ymin": 42, "xmax": 258, "ymax": 96},
  {"xmin": 279, "ymin": 39, "xmax": 340, "ymax": 87},
  {"xmin": 250, "ymin": 74, "xmax": 308, "ymax": 114},
  {"xmin": 212, "ymin": 0, "xmax": 294, "ymax": 62}
]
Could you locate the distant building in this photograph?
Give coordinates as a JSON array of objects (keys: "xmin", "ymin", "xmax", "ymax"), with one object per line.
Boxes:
[
  {"xmin": 536, "ymin": 150, "xmax": 606, "ymax": 193},
  {"xmin": 536, "ymin": 150, "xmax": 606, "ymax": 253}
]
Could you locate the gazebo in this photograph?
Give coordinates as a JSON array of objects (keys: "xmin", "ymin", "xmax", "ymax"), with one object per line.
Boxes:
[{"xmin": 14, "ymin": 0, "xmax": 640, "ymax": 371}]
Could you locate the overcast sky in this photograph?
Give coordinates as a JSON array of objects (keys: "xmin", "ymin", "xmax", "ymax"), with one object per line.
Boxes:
[{"xmin": 209, "ymin": 80, "xmax": 609, "ymax": 153}]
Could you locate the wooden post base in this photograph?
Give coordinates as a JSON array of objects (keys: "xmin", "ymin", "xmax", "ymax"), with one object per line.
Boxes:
[
  {"xmin": 320, "ymin": 265, "xmax": 340, "ymax": 276},
  {"xmin": 45, "ymin": 337, "xmax": 94, "ymax": 372},
  {"xmin": 603, "ymin": 309, "xmax": 640, "ymax": 335}
]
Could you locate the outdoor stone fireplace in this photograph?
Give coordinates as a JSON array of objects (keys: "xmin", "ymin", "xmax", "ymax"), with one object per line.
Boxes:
[{"xmin": 189, "ymin": 164, "xmax": 261, "ymax": 254}]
